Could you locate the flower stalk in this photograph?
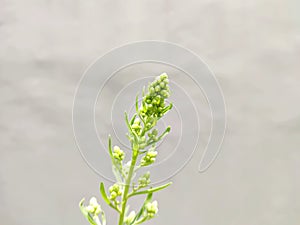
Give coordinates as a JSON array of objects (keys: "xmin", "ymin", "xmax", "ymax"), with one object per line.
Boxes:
[{"xmin": 79, "ymin": 73, "xmax": 173, "ymax": 225}]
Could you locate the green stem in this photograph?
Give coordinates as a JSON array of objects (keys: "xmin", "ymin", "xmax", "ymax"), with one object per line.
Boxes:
[
  {"xmin": 118, "ymin": 150, "xmax": 139, "ymax": 225},
  {"xmin": 135, "ymin": 216, "xmax": 147, "ymax": 225}
]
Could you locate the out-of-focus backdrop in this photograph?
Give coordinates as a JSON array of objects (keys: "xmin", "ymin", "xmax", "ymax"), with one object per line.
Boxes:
[{"xmin": 1, "ymin": 1, "xmax": 300, "ymax": 225}]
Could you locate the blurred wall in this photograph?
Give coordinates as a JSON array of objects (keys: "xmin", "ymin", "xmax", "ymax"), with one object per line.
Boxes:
[{"xmin": 1, "ymin": 1, "xmax": 300, "ymax": 225}]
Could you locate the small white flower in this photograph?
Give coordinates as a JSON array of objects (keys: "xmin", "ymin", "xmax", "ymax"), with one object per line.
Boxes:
[
  {"xmin": 89, "ymin": 197, "xmax": 98, "ymax": 207},
  {"xmin": 86, "ymin": 205, "xmax": 94, "ymax": 213},
  {"xmin": 146, "ymin": 200, "xmax": 158, "ymax": 218}
]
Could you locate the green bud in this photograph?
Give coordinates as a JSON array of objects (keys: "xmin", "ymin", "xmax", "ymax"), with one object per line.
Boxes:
[
  {"xmin": 161, "ymin": 90, "xmax": 169, "ymax": 98},
  {"xmin": 94, "ymin": 206, "xmax": 101, "ymax": 215},
  {"xmin": 113, "ymin": 146, "xmax": 125, "ymax": 161},
  {"xmin": 152, "ymin": 129, "xmax": 158, "ymax": 136},
  {"xmin": 110, "ymin": 191, "xmax": 117, "ymax": 200},
  {"xmin": 160, "ymin": 73, "xmax": 168, "ymax": 79},
  {"xmin": 131, "ymin": 123, "xmax": 141, "ymax": 129},
  {"xmin": 133, "ymin": 118, "xmax": 140, "ymax": 125},
  {"xmin": 155, "ymin": 96, "xmax": 161, "ymax": 104},
  {"xmin": 150, "ymin": 87, "xmax": 155, "ymax": 94},
  {"xmin": 138, "ymin": 172, "xmax": 151, "ymax": 188},
  {"xmin": 139, "ymin": 136, "xmax": 146, "ymax": 143},
  {"xmin": 109, "ymin": 183, "xmax": 122, "ymax": 200},
  {"xmin": 155, "ymin": 85, "xmax": 161, "ymax": 92},
  {"xmin": 141, "ymin": 150, "xmax": 158, "ymax": 166}
]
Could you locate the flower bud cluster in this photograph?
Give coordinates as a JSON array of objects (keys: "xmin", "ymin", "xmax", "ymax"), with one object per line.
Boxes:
[
  {"xmin": 138, "ymin": 172, "xmax": 150, "ymax": 188},
  {"xmin": 140, "ymin": 147, "xmax": 157, "ymax": 167},
  {"xmin": 139, "ymin": 73, "xmax": 171, "ymax": 130},
  {"xmin": 80, "ymin": 74, "xmax": 172, "ymax": 225},
  {"xmin": 131, "ymin": 118, "xmax": 142, "ymax": 134},
  {"xmin": 145, "ymin": 201, "xmax": 158, "ymax": 218},
  {"xmin": 147, "ymin": 129, "xmax": 158, "ymax": 142},
  {"xmin": 109, "ymin": 184, "xmax": 122, "ymax": 200},
  {"xmin": 86, "ymin": 197, "xmax": 102, "ymax": 216},
  {"xmin": 112, "ymin": 146, "xmax": 125, "ymax": 161}
]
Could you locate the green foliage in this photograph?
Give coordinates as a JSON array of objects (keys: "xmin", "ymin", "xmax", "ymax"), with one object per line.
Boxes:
[{"xmin": 80, "ymin": 73, "xmax": 173, "ymax": 225}]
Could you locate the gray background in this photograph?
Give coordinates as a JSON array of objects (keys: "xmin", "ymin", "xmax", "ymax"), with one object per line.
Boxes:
[{"xmin": 1, "ymin": 1, "xmax": 300, "ymax": 225}]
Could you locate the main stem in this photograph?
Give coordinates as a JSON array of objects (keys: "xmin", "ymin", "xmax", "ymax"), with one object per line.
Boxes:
[{"xmin": 118, "ymin": 149, "xmax": 139, "ymax": 225}]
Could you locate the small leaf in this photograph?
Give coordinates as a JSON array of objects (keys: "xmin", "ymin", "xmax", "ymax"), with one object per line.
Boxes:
[
  {"xmin": 130, "ymin": 113, "xmax": 137, "ymax": 125},
  {"xmin": 108, "ymin": 136, "xmax": 123, "ymax": 181},
  {"xmin": 131, "ymin": 193, "xmax": 153, "ymax": 224},
  {"xmin": 125, "ymin": 112, "xmax": 139, "ymax": 143},
  {"xmin": 135, "ymin": 94, "xmax": 139, "ymax": 112},
  {"xmin": 146, "ymin": 126, "xmax": 171, "ymax": 146},
  {"xmin": 142, "ymin": 86, "xmax": 145, "ymax": 97},
  {"xmin": 144, "ymin": 192, "xmax": 153, "ymax": 205},
  {"xmin": 100, "ymin": 183, "xmax": 110, "ymax": 205},
  {"xmin": 162, "ymin": 102, "xmax": 173, "ymax": 114},
  {"xmin": 129, "ymin": 182, "xmax": 172, "ymax": 198},
  {"xmin": 125, "ymin": 112, "xmax": 133, "ymax": 134},
  {"xmin": 87, "ymin": 215, "xmax": 97, "ymax": 225},
  {"xmin": 159, "ymin": 126, "xmax": 171, "ymax": 139},
  {"xmin": 79, "ymin": 198, "xmax": 87, "ymax": 216},
  {"xmin": 108, "ymin": 135, "xmax": 113, "ymax": 157}
]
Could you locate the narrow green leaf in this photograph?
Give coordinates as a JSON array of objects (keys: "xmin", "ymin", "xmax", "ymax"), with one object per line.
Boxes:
[
  {"xmin": 145, "ymin": 192, "xmax": 153, "ymax": 202},
  {"xmin": 159, "ymin": 126, "xmax": 171, "ymax": 139},
  {"xmin": 155, "ymin": 126, "xmax": 171, "ymax": 142},
  {"xmin": 100, "ymin": 182, "xmax": 110, "ymax": 205},
  {"xmin": 142, "ymin": 86, "xmax": 145, "ymax": 97},
  {"xmin": 130, "ymin": 113, "xmax": 137, "ymax": 125},
  {"xmin": 162, "ymin": 102, "xmax": 173, "ymax": 114},
  {"xmin": 125, "ymin": 112, "xmax": 133, "ymax": 133},
  {"xmin": 79, "ymin": 198, "xmax": 87, "ymax": 216},
  {"xmin": 87, "ymin": 215, "xmax": 97, "ymax": 225},
  {"xmin": 108, "ymin": 135, "xmax": 113, "ymax": 157},
  {"xmin": 135, "ymin": 94, "xmax": 139, "ymax": 112},
  {"xmin": 125, "ymin": 111, "xmax": 139, "ymax": 143},
  {"xmin": 142, "ymin": 97, "xmax": 146, "ymax": 109},
  {"xmin": 131, "ymin": 193, "xmax": 153, "ymax": 224},
  {"xmin": 108, "ymin": 136, "xmax": 123, "ymax": 181},
  {"xmin": 101, "ymin": 211, "xmax": 106, "ymax": 225},
  {"xmin": 129, "ymin": 182, "xmax": 172, "ymax": 198},
  {"xmin": 146, "ymin": 126, "xmax": 171, "ymax": 146}
]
